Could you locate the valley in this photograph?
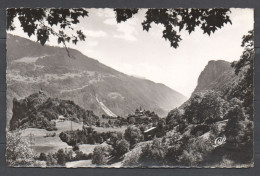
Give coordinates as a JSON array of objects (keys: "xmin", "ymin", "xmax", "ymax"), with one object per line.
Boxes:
[
  {"xmin": 6, "ymin": 34, "xmax": 187, "ymax": 128},
  {"xmin": 6, "ymin": 31, "xmax": 254, "ymax": 168}
]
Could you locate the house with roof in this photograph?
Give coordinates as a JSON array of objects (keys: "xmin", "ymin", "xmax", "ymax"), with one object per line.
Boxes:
[{"xmin": 144, "ymin": 126, "xmax": 157, "ymax": 140}]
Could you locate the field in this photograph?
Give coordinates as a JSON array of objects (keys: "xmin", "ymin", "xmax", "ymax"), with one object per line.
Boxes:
[
  {"xmin": 92, "ymin": 126, "xmax": 127, "ymax": 133},
  {"xmin": 20, "ymin": 120, "xmax": 127, "ymax": 154}
]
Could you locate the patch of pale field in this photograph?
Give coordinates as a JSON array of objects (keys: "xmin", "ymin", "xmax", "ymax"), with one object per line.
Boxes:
[
  {"xmin": 19, "ymin": 120, "xmax": 127, "ymax": 155},
  {"xmin": 78, "ymin": 142, "xmax": 108, "ymax": 154},
  {"xmin": 55, "ymin": 120, "xmax": 84, "ymax": 132},
  {"xmin": 20, "ymin": 120, "xmax": 83, "ymax": 154},
  {"xmin": 66, "ymin": 160, "xmax": 93, "ymax": 168},
  {"xmin": 20, "ymin": 128, "xmax": 69, "ymax": 154},
  {"xmin": 92, "ymin": 126, "xmax": 127, "ymax": 133},
  {"xmin": 65, "ymin": 159, "xmax": 123, "ymax": 168}
]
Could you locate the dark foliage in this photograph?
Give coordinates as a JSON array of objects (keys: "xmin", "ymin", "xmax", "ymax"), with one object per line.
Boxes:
[
  {"xmin": 92, "ymin": 146, "xmax": 107, "ymax": 165},
  {"xmin": 124, "ymin": 126, "xmax": 144, "ymax": 147},
  {"xmin": 115, "ymin": 8, "xmax": 231, "ymax": 48},
  {"xmin": 7, "ymin": 8, "xmax": 231, "ymax": 53},
  {"xmin": 166, "ymin": 108, "xmax": 183, "ymax": 130},
  {"xmin": 7, "ymin": 8, "xmax": 88, "ymax": 56},
  {"xmin": 139, "ymin": 138, "xmax": 167, "ymax": 166},
  {"xmin": 183, "ymin": 91, "xmax": 228, "ymax": 124},
  {"xmin": 39, "ymin": 152, "xmax": 47, "ymax": 161},
  {"xmin": 112, "ymin": 139, "xmax": 130, "ymax": 158},
  {"xmin": 56, "ymin": 149, "xmax": 67, "ymax": 165},
  {"xmin": 74, "ymin": 151, "xmax": 92, "ymax": 161},
  {"xmin": 72, "ymin": 145, "xmax": 79, "ymax": 151},
  {"xmin": 155, "ymin": 119, "xmax": 167, "ymax": 138},
  {"xmin": 230, "ymin": 30, "xmax": 254, "ymax": 118},
  {"xmin": 10, "ymin": 92, "xmax": 98, "ymax": 131},
  {"xmin": 59, "ymin": 128, "xmax": 123, "ymax": 146},
  {"xmin": 190, "ymin": 124, "xmax": 210, "ymax": 137},
  {"xmin": 44, "ymin": 148, "xmax": 92, "ymax": 166},
  {"xmin": 108, "ymin": 132, "xmax": 124, "ymax": 147}
]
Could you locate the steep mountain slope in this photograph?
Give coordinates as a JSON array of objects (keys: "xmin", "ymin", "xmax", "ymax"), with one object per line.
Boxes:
[
  {"xmin": 7, "ymin": 34, "xmax": 187, "ymax": 127},
  {"xmin": 192, "ymin": 60, "xmax": 234, "ymax": 94}
]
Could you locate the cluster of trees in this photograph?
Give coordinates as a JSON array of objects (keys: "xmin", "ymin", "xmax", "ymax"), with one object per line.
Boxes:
[
  {"xmin": 58, "ymin": 125, "xmax": 145, "ymax": 165},
  {"xmin": 91, "ymin": 135, "xmax": 131, "ymax": 165},
  {"xmin": 137, "ymin": 30, "xmax": 254, "ymax": 167},
  {"xmin": 10, "ymin": 93, "xmax": 99, "ymax": 131},
  {"xmin": 92, "ymin": 126, "xmax": 145, "ymax": 165},
  {"xmin": 11, "ymin": 112, "xmax": 58, "ymax": 131},
  {"xmin": 92, "ymin": 146, "xmax": 112, "ymax": 165},
  {"xmin": 38, "ymin": 149, "xmax": 92, "ymax": 166},
  {"xmin": 59, "ymin": 127, "xmax": 114, "ymax": 146},
  {"xmin": 6, "ymin": 130, "xmax": 35, "ymax": 166},
  {"xmin": 124, "ymin": 130, "xmax": 216, "ymax": 167},
  {"xmin": 183, "ymin": 91, "xmax": 229, "ymax": 124},
  {"xmin": 121, "ymin": 31, "xmax": 254, "ymax": 167},
  {"xmin": 97, "ymin": 118, "xmax": 127, "ymax": 128},
  {"xmin": 124, "ymin": 126, "xmax": 144, "ymax": 148},
  {"xmin": 28, "ymin": 113, "xmax": 57, "ymax": 131},
  {"xmin": 214, "ymin": 30, "xmax": 253, "ymax": 164}
]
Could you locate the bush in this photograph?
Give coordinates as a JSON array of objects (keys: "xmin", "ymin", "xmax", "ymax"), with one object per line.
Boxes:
[
  {"xmin": 223, "ymin": 106, "xmax": 253, "ymax": 163},
  {"xmin": 139, "ymin": 139, "xmax": 167, "ymax": 166},
  {"xmin": 177, "ymin": 123, "xmax": 187, "ymax": 134},
  {"xmin": 46, "ymin": 153, "xmax": 57, "ymax": 166},
  {"xmin": 73, "ymin": 145, "xmax": 79, "ymax": 151},
  {"xmin": 6, "ymin": 130, "xmax": 34, "ymax": 166},
  {"xmin": 156, "ymin": 119, "xmax": 166, "ymax": 137},
  {"xmin": 166, "ymin": 108, "xmax": 183, "ymax": 130},
  {"xmin": 123, "ymin": 148, "xmax": 142, "ymax": 166},
  {"xmin": 39, "ymin": 152, "xmax": 47, "ymax": 161},
  {"xmin": 74, "ymin": 151, "xmax": 92, "ymax": 160},
  {"xmin": 124, "ymin": 126, "xmax": 144, "ymax": 147},
  {"xmin": 59, "ymin": 131, "xmax": 77, "ymax": 146},
  {"xmin": 92, "ymin": 146, "xmax": 107, "ymax": 165},
  {"xmin": 108, "ymin": 132, "xmax": 123, "ymax": 147},
  {"xmin": 56, "ymin": 149, "xmax": 66, "ymax": 165},
  {"xmin": 113, "ymin": 139, "xmax": 130, "ymax": 157},
  {"xmin": 178, "ymin": 137, "xmax": 213, "ymax": 166},
  {"xmin": 165, "ymin": 144, "xmax": 183, "ymax": 165}
]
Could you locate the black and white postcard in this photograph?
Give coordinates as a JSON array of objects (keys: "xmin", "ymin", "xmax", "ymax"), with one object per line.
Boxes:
[{"xmin": 6, "ymin": 8, "xmax": 254, "ymax": 168}]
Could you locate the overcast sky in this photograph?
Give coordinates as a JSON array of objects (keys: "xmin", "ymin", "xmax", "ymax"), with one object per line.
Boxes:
[{"xmin": 9, "ymin": 8, "xmax": 254, "ymax": 97}]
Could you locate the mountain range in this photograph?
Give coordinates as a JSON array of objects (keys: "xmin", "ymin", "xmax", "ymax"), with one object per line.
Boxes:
[{"xmin": 6, "ymin": 34, "xmax": 187, "ymax": 127}]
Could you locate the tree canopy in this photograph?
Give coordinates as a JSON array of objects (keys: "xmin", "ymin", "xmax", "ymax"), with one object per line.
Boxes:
[
  {"xmin": 7, "ymin": 8, "xmax": 88, "ymax": 56},
  {"xmin": 7, "ymin": 8, "xmax": 232, "ymax": 53},
  {"xmin": 115, "ymin": 8, "xmax": 231, "ymax": 48}
]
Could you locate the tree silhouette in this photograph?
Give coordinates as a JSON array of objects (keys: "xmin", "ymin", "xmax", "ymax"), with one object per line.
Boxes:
[
  {"xmin": 7, "ymin": 8, "xmax": 88, "ymax": 56},
  {"xmin": 231, "ymin": 30, "xmax": 254, "ymax": 117},
  {"xmin": 114, "ymin": 8, "xmax": 232, "ymax": 48},
  {"xmin": 7, "ymin": 8, "xmax": 232, "ymax": 53}
]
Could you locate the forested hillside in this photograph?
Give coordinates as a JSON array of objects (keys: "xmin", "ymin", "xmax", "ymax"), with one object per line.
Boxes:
[{"xmin": 6, "ymin": 34, "xmax": 187, "ymax": 128}]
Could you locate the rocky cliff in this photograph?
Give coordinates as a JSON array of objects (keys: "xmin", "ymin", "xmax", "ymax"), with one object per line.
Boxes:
[{"xmin": 193, "ymin": 60, "xmax": 233, "ymax": 94}]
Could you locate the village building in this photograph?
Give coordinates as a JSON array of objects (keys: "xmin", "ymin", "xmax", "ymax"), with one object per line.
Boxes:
[
  {"xmin": 58, "ymin": 115, "xmax": 65, "ymax": 121},
  {"xmin": 39, "ymin": 88, "xmax": 44, "ymax": 94},
  {"xmin": 144, "ymin": 126, "xmax": 157, "ymax": 140},
  {"xmin": 135, "ymin": 106, "xmax": 145, "ymax": 116}
]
